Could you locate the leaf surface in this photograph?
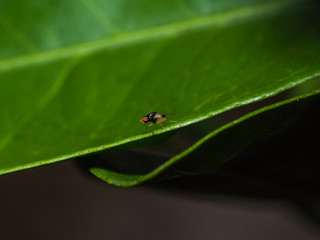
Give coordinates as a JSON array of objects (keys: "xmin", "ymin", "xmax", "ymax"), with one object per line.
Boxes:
[{"xmin": 0, "ymin": 0, "xmax": 320, "ymax": 174}]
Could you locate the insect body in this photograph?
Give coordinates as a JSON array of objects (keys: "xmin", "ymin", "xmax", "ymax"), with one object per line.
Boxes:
[{"xmin": 140, "ymin": 112, "xmax": 175, "ymax": 132}]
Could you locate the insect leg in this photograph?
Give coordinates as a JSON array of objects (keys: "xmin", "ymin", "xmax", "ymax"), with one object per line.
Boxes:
[{"xmin": 146, "ymin": 123, "xmax": 154, "ymax": 133}]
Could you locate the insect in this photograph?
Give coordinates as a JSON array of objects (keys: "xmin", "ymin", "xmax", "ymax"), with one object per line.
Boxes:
[{"xmin": 140, "ymin": 112, "xmax": 176, "ymax": 132}]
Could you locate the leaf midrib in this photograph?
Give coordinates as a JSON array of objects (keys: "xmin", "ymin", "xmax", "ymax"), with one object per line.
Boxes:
[{"xmin": 0, "ymin": 0, "xmax": 302, "ymax": 72}]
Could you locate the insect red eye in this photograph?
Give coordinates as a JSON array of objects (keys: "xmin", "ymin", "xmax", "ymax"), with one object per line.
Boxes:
[{"xmin": 140, "ymin": 116, "xmax": 149, "ymax": 124}]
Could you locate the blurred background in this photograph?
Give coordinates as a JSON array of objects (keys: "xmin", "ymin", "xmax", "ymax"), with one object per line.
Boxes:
[{"xmin": 0, "ymin": 159, "xmax": 319, "ymax": 240}]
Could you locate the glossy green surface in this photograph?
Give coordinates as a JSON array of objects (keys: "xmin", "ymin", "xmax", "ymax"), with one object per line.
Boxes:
[{"xmin": 0, "ymin": 0, "xmax": 319, "ymax": 174}]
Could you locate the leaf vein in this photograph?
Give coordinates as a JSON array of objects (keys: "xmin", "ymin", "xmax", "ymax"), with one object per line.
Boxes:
[
  {"xmin": 0, "ymin": 0, "xmax": 303, "ymax": 72},
  {"xmin": 0, "ymin": 58, "xmax": 82, "ymax": 151}
]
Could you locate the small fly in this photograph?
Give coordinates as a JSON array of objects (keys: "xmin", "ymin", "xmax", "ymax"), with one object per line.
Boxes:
[{"xmin": 140, "ymin": 112, "xmax": 176, "ymax": 132}]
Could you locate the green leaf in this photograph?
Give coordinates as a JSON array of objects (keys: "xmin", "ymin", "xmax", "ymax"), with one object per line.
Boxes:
[
  {"xmin": 83, "ymin": 90, "xmax": 320, "ymax": 186},
  {"xmin": 0, "ymin": 0, "xmax": 320, "ymax": 174}
]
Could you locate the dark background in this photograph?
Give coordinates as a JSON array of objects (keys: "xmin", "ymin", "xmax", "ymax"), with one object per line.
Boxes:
[{"xmin": 1, "ymin": 160, "xmax": 319, "ymax": 240}]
